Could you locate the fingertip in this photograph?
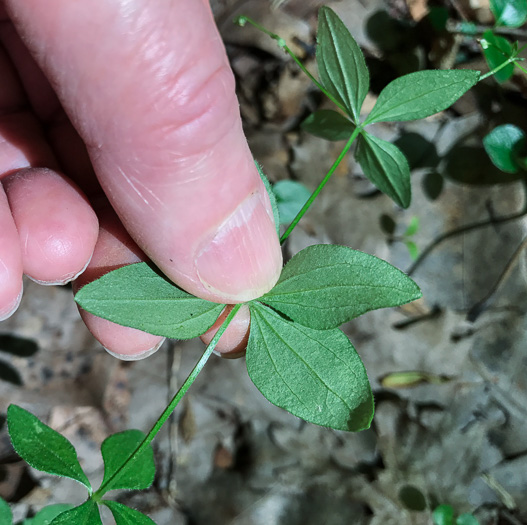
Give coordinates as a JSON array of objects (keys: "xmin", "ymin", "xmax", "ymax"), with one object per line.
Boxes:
[{"xmin": 4, "ymin": 168, "xmax": 98, "ymax": 284}]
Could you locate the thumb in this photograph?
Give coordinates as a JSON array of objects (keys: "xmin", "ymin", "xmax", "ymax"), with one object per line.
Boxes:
[{"xmin": 6, "ymin": 0, "xmax": 282, "ymax": 303}]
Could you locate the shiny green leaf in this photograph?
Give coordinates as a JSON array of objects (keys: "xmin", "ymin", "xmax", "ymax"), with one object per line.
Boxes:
[
  {"xmin": 75, "ymin": 263, "xmax": 224, "ymax": 339},
  {"xmin": 7, "ymin": 405, "xmax": 91, "ymax": 491},
  {"xmin": 356, "ymin": 132, "xmax": 411, "ymax": 208},
  {"xmin": 247, "ymin": 302, "xmax": 374, "ymax": 431},
  {"xmin": 102, "ymin": 501, "xmax": 156, "ymax": 525},
  {"xmin": 490, "ymin": 0, "xmax": 527, "ymax": 27},
  {"xmin": 261, "ymin": 244, "xmax": 421, "ymax": 330},
  {"xmin": 433, "ymin": 505, "xmax": 455, "ymax": 525},
  {"xmin": 316, "ymin": 6, "xmax": 369, "ymax": 121},
  {"xmin": 49, "ymin": 501, "xmax": 101, "ymax": 525},
  {"xmin": 483, "ymin": 124, "xmax": 526, "ymax": 173},
  {"xmin": 482, "ymin": 30, "xmax": 515, "ymax": 82},
  {"xmin": 23, "ymin": 504, "xmax": 74, "ymax": 525}
]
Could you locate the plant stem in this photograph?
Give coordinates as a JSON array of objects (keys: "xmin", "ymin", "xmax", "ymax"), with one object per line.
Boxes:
[
  {"xmin": 234, "ymin": 15, "xmax": 349, "ymax": 116},
  {"xmin": 479, "ymin": 55, "xmax": 517, "ymax": 81},
  {"xmin": 93, "ymin": 303, "xmax": 242, "ymax": 500},
  {"xmin": 280, "ymin": 126, "xmax": 362, "ymax": 244}
]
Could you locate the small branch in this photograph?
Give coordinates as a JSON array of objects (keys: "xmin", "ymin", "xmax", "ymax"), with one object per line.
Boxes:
[
  {"xmin": 448, "ymin": 20, "xmax": 527, "ymax": 40},
  {"xmin": 407, "ymin": 183, "xmax": 527, "ymax": 276},
  {"xmin": 466, "ymin": 234, "xmax": 527, "ymax": 322}
]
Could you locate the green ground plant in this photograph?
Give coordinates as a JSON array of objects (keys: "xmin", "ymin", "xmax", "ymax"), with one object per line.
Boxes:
[{"xmin": 3, "ymin": 5, "xmax": 521, "ymax": 524}]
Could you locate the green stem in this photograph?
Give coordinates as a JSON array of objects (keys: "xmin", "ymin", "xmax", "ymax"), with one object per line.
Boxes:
[
  {"xmin": 92, "ymin": 303, "xmax": 242, "ymax": 501},
  {"xmin": 280, "ymin": 126, "xmax": 362, "ymax": 244},
  {"xmin": 479, "ymin": 55, "xmax": 517, "ymax": 81},
  {"xmin": 234, "ymin": 15, "xmax": 349, "ymax": 116}
]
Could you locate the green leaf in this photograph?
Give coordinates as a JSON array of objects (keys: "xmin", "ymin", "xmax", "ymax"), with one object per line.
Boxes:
[
  {"xmin": 99, "ymin": 430, "xmax": 155, "ymax": 494},
  {"xmin": 456, "ymin": 514, "xmax": 480, "ymax": 525},
  {"xmin": 0, "ymin": 497, "xmax": 12, "ymax": 525},
  {"xmin": 355, "ymin": 132, "xmax": 411, "ymax": 208},
  {"xmin": 301, "ymin": 109, "xmax": 356, "ymax": 141},
  {"xmin": 74, "ymin": 263, "xmax": 224, "ymax": 339},
  {"xmin": 23, "ymin": 504, "xmax": 74, "ymax": 525},
  {"xmin": 49, "ymin": 501, "xmax": 101, "ymax": 525},
  {"xmin": 7, "ymin": 405, "xmax": 91, "ymax": 491},
  {"xmin": 256, "ymin": 161, "xmax": 280, "ymax": 237},
  {"xmin": 404, "ymin": 216, "xmax": 419, "ymax": 237},
  {"xmin": 482, "ymin": 30, "xmax": 515, "ymax": 82},
  {"xmin": 433, "ymin": 505, "xmax": 455, "ymax": 525},
  {"xmin": 316, "ymin": 6, "xmax": 369, "ymax": 121},
  {"xmin": 272, "ymin": 180, "xmax": 312, "ymax": 226},
  {"xmin": 405, "ymin": 241, "xmax": 419, "ymax": 260},
  {"xmin": 260, "ymin": 244, "xmax": 421, "ymax": 330},
  {"xmin": 483, "ymin": 124, "xmax": 526, "ymax": 173},
  {"xmin": 247, "ymin": 302, "xmax": 374, "ymax": 431},
  {"xmin": 102, "ymin": 501, "xmax": 156, "ymax": 525},
  {"xmin": 365, "ymin": 70, "xmax": 479, "ymax": 125},
  {"xmin": 490, "ymin": 0, "xmax": 527, "ymax": 27}
]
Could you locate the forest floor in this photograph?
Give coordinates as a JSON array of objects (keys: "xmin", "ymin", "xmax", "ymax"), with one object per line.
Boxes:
[{"xmin": 2, "ymin": 1, "xmax": 527, "ymax": 524}]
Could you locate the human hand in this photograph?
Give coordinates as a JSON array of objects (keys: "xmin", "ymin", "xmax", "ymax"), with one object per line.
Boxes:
[{"xmin": 0, "ymin": 0, "xmax": 282, "ymax": 358}]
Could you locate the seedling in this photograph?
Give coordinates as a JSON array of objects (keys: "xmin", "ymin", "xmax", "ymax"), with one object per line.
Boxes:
[
  {"xmin": 433, "ymin": 504, "xmax": 480, "ymax": 525},
  {"xmin": 3, "ymin": 6, "xmax": 495, "ymax": 523}
]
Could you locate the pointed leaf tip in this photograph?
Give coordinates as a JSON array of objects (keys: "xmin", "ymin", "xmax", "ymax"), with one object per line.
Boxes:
[
  {"xmin": 247, "ymin": 302, "xmax": 374, "ymax": 432},
  {"xmin": 7, "ymin": 405, "xmax": 91, "ymax": 491},
  {"xmin": 317, "ymin": 6, "xmax": 369, "ymax": 121},
  {"xmin": 261, "ymin": 244, "xmax": 421, "ymax": 330}
]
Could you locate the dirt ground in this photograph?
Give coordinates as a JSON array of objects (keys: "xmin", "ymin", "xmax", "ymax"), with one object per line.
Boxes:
[{"xmin": 2, "ymin": 1, "xmax": 527, "ymax": 524}]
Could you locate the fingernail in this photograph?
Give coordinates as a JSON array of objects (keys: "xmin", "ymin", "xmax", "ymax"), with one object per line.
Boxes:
[
  {"xmin": 195, "ymin": 192, "xmax": 282, "ymax": 302},
  {"xmin": 103, "ymin": 338, "xmax": 166, "ymax": 361},
  {"xmin": 0, "ymin": 286, "xmax": 23, "ymax": 322},
  {"xmin": 27, "ymin": 254, "xmax": 93, "ymax": 286}
]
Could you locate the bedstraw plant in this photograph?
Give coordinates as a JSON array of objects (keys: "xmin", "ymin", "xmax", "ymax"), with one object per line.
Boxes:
[{"xmin": 2, "ymin": 6, "xmax": 516, "ymax": 524}]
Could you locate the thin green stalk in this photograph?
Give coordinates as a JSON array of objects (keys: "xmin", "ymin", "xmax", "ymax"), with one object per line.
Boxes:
[
  {"xmin": 479, "ymin": 55, "xmax": 517, "ymax": 81},
  {"xmin": 93, "ymin": 303, "xmax": 242, "ymax": 500},
  {"xmin": 280, "ymin": 127, "xmax": 362, "ymax": 244},
  {"xmin": 234, "ymin": 15, "xmax": 349, "ymax": 116}
]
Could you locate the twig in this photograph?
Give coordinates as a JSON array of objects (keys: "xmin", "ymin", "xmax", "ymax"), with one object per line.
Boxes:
[
  {"xmin": 448, "ymin": 20, "xmax": 527, "ymax": 40},
  {"xmin": 407, "ymin": 182, "xmax": 527, "ymax": 275},
  {"xmin": 466, "ymin": 235, "xmax": 527, "ymax": 322}
]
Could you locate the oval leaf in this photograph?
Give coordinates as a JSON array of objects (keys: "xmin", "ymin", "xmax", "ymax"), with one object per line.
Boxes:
[
  {"xmin": 317, "ymin": 6, "xmax": 369, "ymax": 121},
  {"xmin": 0, "ymin": 497, "xmax": 12, "ymax": 525},
  {"xmin": 256, "ymin": 161, "xmax": 280, "ymax": 237},
  {"xmin": 7, "ymin": 405, "xmax": 91, "ymax": 491},
  {"xmin": 49, "ymin": 501, "xmax": 101, "ymax": 525},
  {"xmin": 456, "ymin": 514, "xmax": 480, "ymax": 525},
  {"xmin": 260, "ymin": 244, "xmax": 421, "ymax": 330},
  {"xmin": 247, "ymin": 302, "xmax": 374, "ymax": 431},
  {"xmin": 0, "ymin": 334, "xmax": 39, "ymax": 357},
  {"xmin": 75, "ymin": 263, "xmax": 224, "ymax": 339},
  {"xmin": 483, "ymin": 124, "xmax": 526, "ymax": 173},
  {"xmin": 272, "ymin": 180, "xmax": 312, "ymax": 225},
  {"xmin": 356, "ymin": 132, "xmax": 411, "ymax": 208},
  {"xmin": 433, "ymin": 505, "xmax": 455, "ymax": 525},
  {"xmin": 23, "ymin": 504, "xmax": 74, "ymax": 525},
  {"xmin": 365, "ymin": 70, "xmax": 480, "ymax": 125},
  {"xmin": 301, "ymin": 109, "xmax": 356, "ymax": 141},
  {"xmin": 422, "ymin": 171, "xmax": 444, "ymax": 201},
  {"xmin": 102, "ymin": 501, "xmax": 156, "ymax": 525},
  {"xmin": 99, "ymin": 430, "xmax": 155, "ymax": 494},
  {"xmin": 482, "ymin": 30, "xmax": 515, "ymax": 83},
  {"xmin": 490, "ymin": 0, "xmax": 527, "ymax": 27}
]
